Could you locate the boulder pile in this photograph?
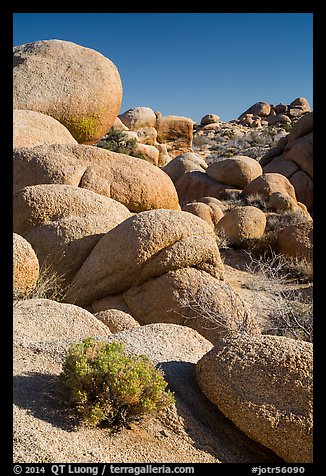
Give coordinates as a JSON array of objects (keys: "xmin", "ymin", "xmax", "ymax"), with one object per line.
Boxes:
[
  {"xmin": 12, "ymin": 39, "xmax": 313, "ymax": 464},
  {"xmin": 237, "ymin": 97, "xmax": 311, "ymax": 128},
  {"xmin": 260, "ymin": 112, "xmax": 313, "ymax": 213}
]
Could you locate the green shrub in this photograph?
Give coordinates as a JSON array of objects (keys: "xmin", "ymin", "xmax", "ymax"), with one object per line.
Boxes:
[
  {"xmin": 96, "ymin": 128, "xmax": 146, "ymax": 160},
  {"xmin": 60, "ymin": 338, "xmax": 175, "ymax": 430},
  {"xmin": 280, "ymin": 122, "xmax": 293, "ymax": 133}
]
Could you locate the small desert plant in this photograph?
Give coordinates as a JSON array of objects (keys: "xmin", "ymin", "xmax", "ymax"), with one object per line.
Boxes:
[
  {"xmin": 13, "ymin": 261, "xmax": 67, "ymax": 304},
  {"xmin": 280, "ymin": 122, "xmax": 293, "ymax": 133},
  {"xmin": 243, "ymin": 193, "xmax": 269, "ymax": 211},
  {"xmin": 279, "ymin": 255, "xmax": 313, "ymax": 283},
  {"xmin": 96, "ymin": 128, "xmax": 146, "ymax": 160},
  {"xmin": 96, "ymin": 128, "xmax": 137, "ymax": 154},
  {"xmin": 243, "ymin": 251, "xmax": 313, "ymax": 342},
  {"xmin": 265, "ymin": 209, "xmax": 311, "ymax": 232},
  {"xmin": 215, "ymin": 229, "xmax": 232, "ymax": 250},
  {"xmin": 217, "ymin": 191, "xmax": 245, "ymax": 212},
  {"xmin": 173, "ymin": 282, "xmax": 256, "ymax": 337},
  {"xmin": 60, "ymin": 338, "xmax": 175, "ymax": 430}
]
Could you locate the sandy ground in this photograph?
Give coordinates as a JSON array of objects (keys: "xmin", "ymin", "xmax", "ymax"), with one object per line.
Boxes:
[{"xmin": 14, "ymin": 248, "xmax": 310, "ymax": 464}]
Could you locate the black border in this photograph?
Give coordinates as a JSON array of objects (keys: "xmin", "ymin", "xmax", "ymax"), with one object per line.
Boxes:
[{"xmin": 3, "ymin": 1, "xmax": 320, "ymax": 473}]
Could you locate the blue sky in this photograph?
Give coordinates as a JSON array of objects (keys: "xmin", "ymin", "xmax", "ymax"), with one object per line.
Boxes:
[{"xmin": 13, "ymin": 13, "xmax": 313, "ymax": 123}]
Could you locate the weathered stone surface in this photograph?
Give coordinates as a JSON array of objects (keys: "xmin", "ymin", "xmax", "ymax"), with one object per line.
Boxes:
[
  {"xmin": 13, "ymin": 184, "xmax": 130, "ymax": 236},
  {"xmin": 268, "ymin": 192, "xmax": 299, "ymax": 213},
  {"xmin": 163, "ymin": 152, "xmax": 207, "ymax": 183},
  {"xmin": 259, "ymin": 136, "xmax": 289, "ymax": 167},
  {"xmin": 118, "ymin": 107, "xmax": 157, "ymax": 130},
  {"xmin": 275, "ymin": 103, "xmax": 289, "ymax": 115},
  {"xmin": 263, "ymin": 157, "xmax": 299, "ymax": 178},
  {"xmin": 134, "ymin": 143, "xmax": 159, "ymax": 166},
  {"xmin": 13, "ymin": 233, "xmax": 39, "ymax": 298},
  {"xmin": 156, "ymin": 115, "xmax": 194, "ymax": 156},
  {"xmin": 238, "ymin": 102, "xmax": 271, "ymax": 120},
  {"xmin": 65, "ymin": 209, "xmax": 224, "ymax": 307},
  {"xmin": 266, "ymin": 114, "xmax": 291, "ymax": 125},
  {"xmin": 200, "ymin": 114, "xmax": 220, "ymax": 126},
  {"xmin": 94, "ymin": 309, "xmax": 140, "ymax": 333},
  {"xmin": 13, "ymin": 40, "xmax": 122, "ymax": 144},
  {"xmin": 242, "ymin": 173, "xmax": 297, "ymax": 203},
  {"xmin": 216, "ymin": 206, "xmax": 266, "ymax": 246},
  {"xmin": 201, "ymin": 123, "xmax": 221, "ymax": 132},
  {"xmin": 13, "ymin": 145, "xmax": 88, "ymax": 195},
  {"xmin": 91, "ymin": 294, "xmax": 133, "ymax": 314},
  {"xmin": 13, "ymin": 109, "xmax": 77, "ymax": 148},
  {"xmin": 289, "ymin": 97, "xmax": 311, "ymax": 112},
  {"xmin": 206, "ymin": 156, "xmax": 262, "ymax": 189},
  {"xmin": 196, "ymin": 334, "xmax": 313, "ymax": 463},
  {"xmin": 275, "ymin": 221, "xmax": 313, "ymax": 259},
  {"xmin": 25, "ymin": 210, "xmax": 131, "ymax": 286},
  {"xmin": 284, "ymin": 133, "xmax": 313, "ymax": 178},
  {"xmin": 13, "ymin": 144, "xmax": 180, "ymax": 212},
  {"xmin": 181, "ymin": 201, "xmax": 223, "ymax": 229},
  {"xmin": 13, "ymin": 298, "xmax": 111, "ymax": 346},
  {"xmin": 289, "ymin": 171, "xmax": 313, "ymax": 212},
  {"xmin": 175, "ymin": 171, "xmax": 235, "ymax": 205},
  {"xmin": 287, "ymin": 112, "xmax": 313, "ymax": 144},
  {"xmin": 135, "ymin": 127, "xmax": 158, "ymax": 145},
  {"xmin": 122, "ymin": 267, "xmax": 259, "ymax": 344}
]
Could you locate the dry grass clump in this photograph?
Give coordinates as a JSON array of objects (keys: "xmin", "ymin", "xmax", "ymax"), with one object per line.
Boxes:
[
  {"xmin": 243, "ymin": 251, "xmax": 313, "ymax": 342},
  {"xmin": 265, "ymin": 208, "xmax": 311, "ymax": 232},
  {"xmin": 13, "ymin": 262, "xmax": 68, "ymax": 304}
]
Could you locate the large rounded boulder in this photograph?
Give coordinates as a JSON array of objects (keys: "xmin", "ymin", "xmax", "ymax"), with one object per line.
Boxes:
[
  {"xmin": 13, "ymin": 184, "xmax": 131, "ymax": 236},
  {"xmin": 242, "ymin": 173, "xmax": 297, "ymax": 203},
  {"xmin": 13, "ymin": 184, "xmax": 132, "ymax": 285},
  {"xmin": 206, "ymin": 156, "xmax": 262, "ymax": 189},
  {"xmin": 181, "ymin": 200, "xmax": 224, "ymax": 229},
  {"xmin": 13, "ymin": 109, "xmax": 77, "ymax": 148},
  {"xmin": 25, "ymin": 212, "xmax": 131, "ymax": 286},
  {"xmin": 13, "ymin": 39, "xmax": 123, "ymax": 144},
  {"xmin": 216, "ymin": 206, "xmax": 266, "ymax": 246},
  {"xmin": 13, "ymin": 233, "xmax": 40, "ymax": 298},
  {"xmin": 122, "ymin": 267, "xmax": 260, "ymax": 345},
  {"xmin": 118, "ymin": 107, "xmax": 157, "ymax": 130},
  {"xmin": 13, "ymin": 144, "xmax": 179, "ymax": 212},
  {"xmin": 275, "ymin": 221, "xmax": 313, "ymax": 260},
  {"xmin": 196, "ymin": 334, "xmax": 313, "ymax": 463},
  {"xmin": 163, "ymin": 152, "xmax": 208, "ymax": 183},
  {"xmin": 14, "ymin": 298, "xmax": 111, "ymax": 346},
  {"xmin": 65, "ymin": 209, "xmax": 225, "ymax": 307}
]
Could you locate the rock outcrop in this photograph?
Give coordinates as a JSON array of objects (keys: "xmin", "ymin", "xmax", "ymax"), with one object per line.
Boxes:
[
  {"xmin": 275, "ymin": 221, "xmax": 313, "ymax": 260},
  {"xmin": 13, "ymin": 233, "xmax": 39, "ymax": 298},
  {"xmin": 122, "ymin": 267, "xmax": 259, "ymax": 345},
  {"xmin": 65, "ymin": 209, "xmax": 224, "ymax": 307},
  {"xmin": 13, "ymin": 144, "xmax": 180, "ymax": 212},
  {"xmin": 196, "ymin": 334, "xmax": 313, "ymax": 463},
  {"xmin": 216, "ymin": 206, "xmax": 266, "ymax": 247},
  {"xmin": 260, "ymin": 113, "xmax": 313, "ymax": 212},
  {"xmin": 13, "ymin": 39, "xmax": 122, "ymax": 144},
  {"xmin": 13, "ymin": 109, "xmax": 77, "ymax": 148},
  {"xmin": 238, "ymin": 98, "xmax": 311, "ymax": 128},
  {"xmin": 13, "ymin": 184, "xmax": 131, "ymax": 285},
  {"xmin": 206, "ymin": 156, "xmax": 262, "ymax": 189},
  {"xmin": 119, "ymin": 107, "xmax": 157, "ymax": 130},
  {"xmin": 156, "ymin": 115, "xmax": 194, "ymax": 157}
]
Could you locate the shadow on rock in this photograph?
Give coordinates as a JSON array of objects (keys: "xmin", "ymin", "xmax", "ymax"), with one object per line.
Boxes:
[
  {"xmin": 13, "ymin": 372, "xmax": 79, "ymax": 432},
  {"xmin": 160, "ymin": 360, "xmax": 284, "ymax": 464}
]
